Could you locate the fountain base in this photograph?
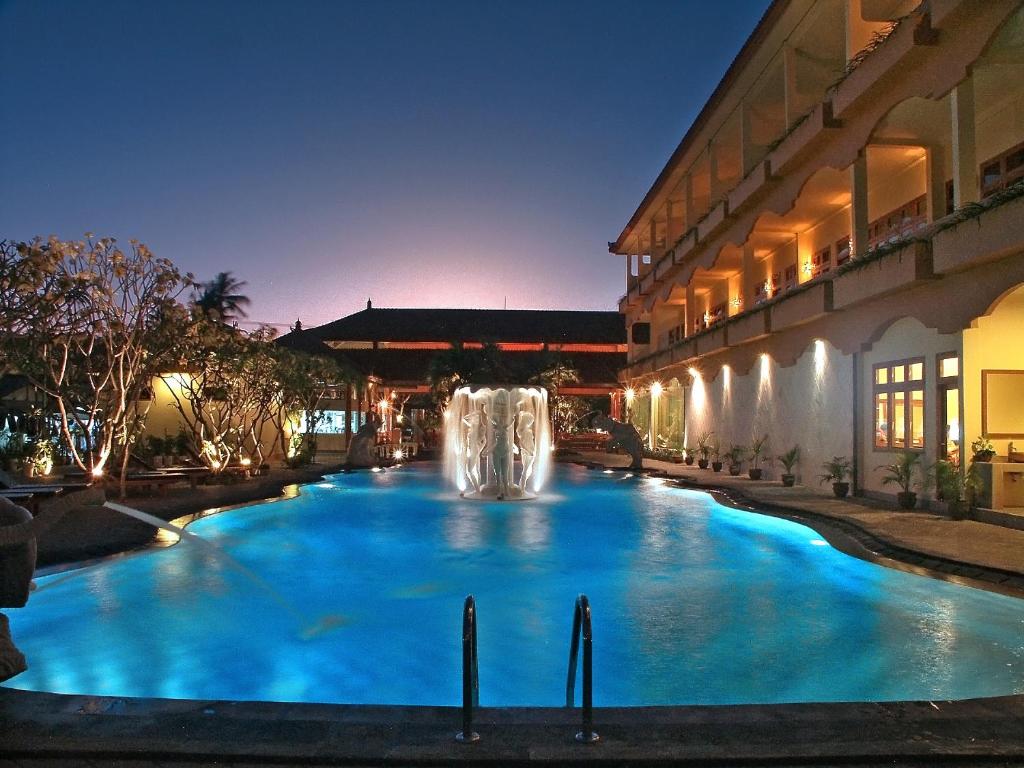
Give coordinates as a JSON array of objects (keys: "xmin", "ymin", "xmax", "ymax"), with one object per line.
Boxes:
[{"xmin": 459, "ymin": 484, "xmax": 538, "ymax": 502}]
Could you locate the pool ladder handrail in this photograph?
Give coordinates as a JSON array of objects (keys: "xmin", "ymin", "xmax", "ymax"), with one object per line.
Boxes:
[
  {"xmin": 565, "ymin": 593, "xmax": 599, "ymax": 743},
  {"xmin": 455, "ymin": 594, "xmax": 480, "ymax": 743}
]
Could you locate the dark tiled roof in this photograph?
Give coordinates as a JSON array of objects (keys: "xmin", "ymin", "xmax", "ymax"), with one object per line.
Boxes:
[
  {"xmin": 335, "ymin": 348, "xmax": 624, "ymax": 386},
  {"xmin": 306, "ymin": 307, "xmax": 626, "ymax": 344}
]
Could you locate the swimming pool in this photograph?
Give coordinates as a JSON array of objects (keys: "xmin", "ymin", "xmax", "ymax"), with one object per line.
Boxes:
[{"xmin": 6, "ymin": 463, "xmax": 1024, "ymax": 706}]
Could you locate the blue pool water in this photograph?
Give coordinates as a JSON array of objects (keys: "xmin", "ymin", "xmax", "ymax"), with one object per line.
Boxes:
[{"xmin": 6, "ymin": 463, "xmax": 1024, "ymax": 706}]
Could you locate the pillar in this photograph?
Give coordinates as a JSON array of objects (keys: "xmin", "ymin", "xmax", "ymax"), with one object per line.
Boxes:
[
  {"xmin": 685, "ymin": 281, "xmax": 696, "ymax": 337},
  {"xmin": 740, "ymin": 101, "xmax": 756, "ymax": 177},
  {"xmin": 951, "ymin": 77, "xmax": 978, "ymax": 208},
  {"xmin": 849, "ymin": 151, "xmax": 870, "ymax": 258},
  {"xmin": 344, "ymin": 383, "xmax": 352, "ymax": 450},
  {"xmin": 783, "ymin": 45, "xmax": 799, "ymax": 129},
  {"xmin": 925, "ymin": 144, "xmax": 947, "ymax": 221},
  {"xmin": 684, "ymin": 173, "xmax": 695, "ymax": 232},
  {"xmin": 742, "ymin": 243, "xmax": 756, "ymax": 308}
]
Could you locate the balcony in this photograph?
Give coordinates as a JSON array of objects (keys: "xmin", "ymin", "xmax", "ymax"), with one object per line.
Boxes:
[
  {"xmin": 932, "ymin": 190, "xmax": 1024, "ymax": 275},
  {"xmin": 673, "ymin": 230, "xmax": 697, "ymax": 264},
  {"xmin": 770, "ymin": 281, "xmax": 834, "ymax": 331},
  {"xmin": 831, "ymin": 240, "xmax": 933, "ymax": 310},
  {"xmin": 727, "ymin": 160, "xmax": 774, "ymax": 217},
  {"xmin": 766, "ymin": 101, "xmax": 841, "ymax": 177},
  {"xmin": 696, "ymin": 200, "xmax": 729, "ymax": 243},
  {"xmin": 694, "ymin": 323, "xmax": 728, "ymax": 357},
  {"xmin": 728, "ymin": 306, "xmax": 771, "ymax": 344}
]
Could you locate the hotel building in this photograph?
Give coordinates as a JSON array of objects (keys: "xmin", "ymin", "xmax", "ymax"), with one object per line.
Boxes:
[{"xmin": 611, "ymin": 0, "xmax": 1024, "ymax": 514}]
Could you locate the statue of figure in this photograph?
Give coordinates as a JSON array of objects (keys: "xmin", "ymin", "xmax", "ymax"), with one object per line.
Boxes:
[
  {"xmin": 586, "ymin": 411, "xmax": 645, "ymax": 469},
  {"xmin": 1, "ymin": 496, "xmax": 69, "ymax": 681},
  {"xmin": 461, "ymin": 403, "xmax": 487, "ymax": 494},
  {"xmin": 346, "ymin": 411, "xmax": 382, "ymax": 467},
  {"xmin": 516, "ymin": 410, "xmax": 536, "ymax": 492},
  {"xmin": 487, "ymin": 389, "xmax": 516, "ymax": 499}
]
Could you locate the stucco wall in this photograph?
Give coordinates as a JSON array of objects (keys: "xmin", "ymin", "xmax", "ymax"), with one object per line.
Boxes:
[
  {"xmin": 859, "ymin": 317, "xmax": 961, "ymax": 497},
  {"xmin": 963, "ymin": 283, "xmax": 1024, "ymax": 457},
  {"xmin": 683, "ymin": 338, "xmax": 853, "ymax": 484}
]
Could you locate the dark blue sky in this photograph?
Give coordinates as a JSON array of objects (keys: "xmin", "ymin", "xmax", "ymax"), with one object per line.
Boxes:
[{"xmin": 1, "ymin": 0, "xmax": 769, "ymax": 328}]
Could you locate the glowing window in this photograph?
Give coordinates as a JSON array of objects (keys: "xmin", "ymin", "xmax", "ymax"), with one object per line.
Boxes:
[
  {"xmin": 909, "ymin": 390, "xmax": 924, "ymax": 448},
  {"xmin": 875, "ymin": 393, "xmax": 890, "ymax": 448},
  {"xmin": 892, "ymin": 365, "xmax": 905, "ymax": 384},
  {"xmin": 875, "ymin": 367, "xmax": 889, "ymax": 385},
  {"xmin": 940, "ymin": 355, "xmax": 959, "ymax": 379},
  {"xmin": 909, "ymin": 362, "xmax": 923, "ymax": 381},
  {"xmin": 893, "ymin": 391, "xmax": 906, "ymax": 448}
]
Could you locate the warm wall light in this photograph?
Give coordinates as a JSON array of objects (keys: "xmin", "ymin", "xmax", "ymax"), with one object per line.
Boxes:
[
  {"xmin": 624, "ymin": 387, "xmax": 636, "ymax": 403},
  {"xmin": 688, "ymin": 366, "xmax": 699, "ymax": 378},
  {"xmin": 722, "ymin": 364, "xmax": 731, "ymax": 388},
  {"xmin": 814, "ymin": 339, "xmax": 827, "ymax": 378},
  {"xmin": 393, "ymin": 448, "xmax": 404, "ymax": 461},
  {"xmin": 378, "ymin": 398, "xmax": 390, "ymax": 412},
  {"xmin": 760, "ymin": 353, "xmax": 771, "ymax": 383},
  {"xmin": 650, "ymin": 381, "xmax": 663, "ymax": 397}
]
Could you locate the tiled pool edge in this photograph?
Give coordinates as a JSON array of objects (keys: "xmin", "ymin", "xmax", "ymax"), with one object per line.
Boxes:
[
  {"xmin": 573, "ymin": 460, "xmax": 1024, "ymax": 599},
  {"xmin": 2, "ymin": 686, "xmax": 1022, "ymax": 765}
]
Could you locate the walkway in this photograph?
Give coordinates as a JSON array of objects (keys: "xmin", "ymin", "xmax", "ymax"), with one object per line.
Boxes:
[{"xmin": 575, "ymin": 452, "xmax": 1024, "ymax": 592}]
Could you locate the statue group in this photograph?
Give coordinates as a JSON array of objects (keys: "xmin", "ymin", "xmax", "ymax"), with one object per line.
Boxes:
[{"xmin": 445, "ymin": 386, "xmax": 551, "ymax": 500}]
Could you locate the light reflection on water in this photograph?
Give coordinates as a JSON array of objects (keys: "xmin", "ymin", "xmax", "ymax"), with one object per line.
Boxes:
[{"xmin": 5, "ymin": 463, "xmax": 1024, "ymax": 707}]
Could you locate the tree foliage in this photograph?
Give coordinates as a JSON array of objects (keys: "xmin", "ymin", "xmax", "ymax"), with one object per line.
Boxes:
[{"xmin": 5, "ymin": 236, "xmax": 191, "ymax": 489}]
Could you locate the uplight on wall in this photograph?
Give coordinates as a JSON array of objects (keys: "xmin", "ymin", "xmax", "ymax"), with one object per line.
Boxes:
[
  {"xmin": 814, "ymin": 339, "xmax": 827, "ymax": 379},
  {"xmin": 624, "ymin": 387, "xmax": 636, "ymax": 404},
  {"xmin": 722, "ymin": 364, "xmax": 731, "ymax": 389},
  {"xmin": 689, "ymin": 367, "xmax": 706, "ymax": 413},
  {"xmin": 650, "ymin": 381, "xmax": 663, "ymax": 398},
  {"xmin": 760, "ymin": 353, "xmax": 771, "ymax": 384}
]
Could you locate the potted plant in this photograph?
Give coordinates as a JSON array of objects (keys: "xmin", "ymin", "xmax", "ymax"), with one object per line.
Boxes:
[
  {"xmin": 725, "ymin": 444, "xmax": 745, "ymax": 476},
  {"xmin": 146, "ymin": 435, "xmax": 166, "ymax": 467},
  {"xmin": 971, "ymin": 435, "xmax": 995, "ymax": 463},
  {"xmin": 777, "ymin": 446, "xmax": 800, "ymax": 487},
  {"xmin": 876, "ymin": 450, "xmax": 926, "ymax": 510},
  {"xmin": 934, "ymin": 458, "xmax": 982, "ymax": 520},
  {"xmin": 819, "ymin": 456, "xmax": 852, "ymax": 498},
  {"xmin": 748, "ymin": 434, "xmax": 769, "ymax": 480},
  {"xmin": 711, "ymin": 440, "xmax": 723, "ymax": 472},
  {"xmin": 683, "ymin": 448, "xmax": 695, "ymax": 466},
  {"xmin": 696, "ymin": 431, "xmax": 714, "ymax": 469}
]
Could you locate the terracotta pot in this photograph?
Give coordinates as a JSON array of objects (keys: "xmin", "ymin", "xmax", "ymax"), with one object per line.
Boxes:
[
  {"xmin": 698, "ymin": 459, "xmax": 709, "ymax": 469},
  {"xmin": 729, "ymin": 465, "xmax": 742, "ymax": 476},
  {"xmin": 897, "ymin": 491, "xmax": 917, "ymax": 510},
  {"xmin": 781, "ymin": 473, "xmax": 795, "ymax": 487},
  {"xmin": 748, "ymin": 468, "xmax": 763, "ymax": 480},
  {"xmin": 712, "ymin": 461, "xmax": 723, "ymax": 472},
  {"xmin": 832, "ymin": 482, "xmax": 849, "ymax": 498}
]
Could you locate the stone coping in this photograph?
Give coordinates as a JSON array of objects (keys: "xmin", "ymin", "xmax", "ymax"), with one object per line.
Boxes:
[{"xmin": 1, "ymin": 686, "xmax": 1022, "ymax": 766}]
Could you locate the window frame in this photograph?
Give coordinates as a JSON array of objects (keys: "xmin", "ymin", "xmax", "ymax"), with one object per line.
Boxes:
[
  {"xmin": 936, "ymin": 351, "xmax": 961, "ymax": 461},
  {"xmin": 872, "ymin": 356, "xmax": 926, "ymax": 452}
]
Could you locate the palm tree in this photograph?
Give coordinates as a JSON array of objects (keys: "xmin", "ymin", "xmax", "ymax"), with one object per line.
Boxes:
[{"xmin": 195, "ymin": 272, "xmax": 251, "ymax": 322}]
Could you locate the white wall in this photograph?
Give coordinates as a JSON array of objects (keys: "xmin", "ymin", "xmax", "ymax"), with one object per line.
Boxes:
[
  {"xmin": 859, "ymin": 317, "xmax": 962, "ymax": 496},
  {"xmin": 684, "ymin": 339, "xmax": 853, "ymax": 484}
]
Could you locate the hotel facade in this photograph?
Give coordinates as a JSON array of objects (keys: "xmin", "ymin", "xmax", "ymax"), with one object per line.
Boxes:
[{"xmin": 611, "ymin": 0, "xmax": 1024, "ymax": 512}]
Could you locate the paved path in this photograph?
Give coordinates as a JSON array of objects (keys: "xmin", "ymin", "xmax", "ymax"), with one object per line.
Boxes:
[{"xmin": 573, "ymin": 452, "xmax": 1024, "ymax": 589}]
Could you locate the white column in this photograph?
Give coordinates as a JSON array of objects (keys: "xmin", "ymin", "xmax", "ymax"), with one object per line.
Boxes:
[
  {"xmin": 951, "ymin": 78, "xmax": 978, "ymax": 208},
  {"xmin": 850, "ymin": 151, "xmax": 870, "ymax": 258},
  {"xmin": 685, "ymin": 281, "xmax": 696, "ymax": 338},
  {"xmin": 926, "ymin": 144, "xmax": 947, "ymax": 221},
  {"xmin": 742, "ymin": 243, "xmax": 756, "ymax": 308}
]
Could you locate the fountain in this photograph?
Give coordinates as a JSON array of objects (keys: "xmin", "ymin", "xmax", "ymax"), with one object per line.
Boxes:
[{"xmin": 443, "ymin": 385, "xmax": 552, "ymax": 500}]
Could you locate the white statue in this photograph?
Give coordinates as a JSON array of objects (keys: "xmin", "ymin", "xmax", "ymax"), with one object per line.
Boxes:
[
  {"xmin": 487, "ymin": 389, "xmax": 516, "ymax": 500},
  {"xmin": 461, "ymin": 403, "xmax": 487, "ymax": 494},
  {"xmin": 516, "ymin": 410, "xmax": 536, "ymax": 492}
]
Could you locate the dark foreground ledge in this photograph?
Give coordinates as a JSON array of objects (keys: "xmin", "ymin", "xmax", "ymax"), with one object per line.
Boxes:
[{"xmin": 2, "ymin": 687, "xmax": 1023, "ymax": 766}]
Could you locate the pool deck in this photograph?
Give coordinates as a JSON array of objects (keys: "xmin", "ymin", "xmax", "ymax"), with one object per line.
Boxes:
[
  {"xmin": 3, "ymin": 455, "xmax": 1023, "ymax": 767},
  {"xmin": 573, "ymin": 452, "xmax": 1024, "ymax": 596}
]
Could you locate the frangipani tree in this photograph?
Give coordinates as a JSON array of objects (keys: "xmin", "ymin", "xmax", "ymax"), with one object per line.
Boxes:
[
  {"xmin": 160, "ymin": 320, "xmax": 283, "ymax": 472},
  {"xmin": 8, "ymin": 236, "xmax": 191, "ymax": 489}
]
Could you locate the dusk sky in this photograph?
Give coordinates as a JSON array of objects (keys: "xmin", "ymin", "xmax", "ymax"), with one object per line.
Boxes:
[{"xmin": 1, "ymin": 0, "xmax": 769, "ymax": 329}]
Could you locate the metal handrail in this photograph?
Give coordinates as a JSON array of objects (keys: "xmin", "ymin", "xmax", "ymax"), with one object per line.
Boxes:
[
  {"xmin": 455, "ymin": 594, "xmax": 480, "ymax": 743},
  {"xmin": 565, "ymin": 593, "xmax": 599, "ymax": 743}
]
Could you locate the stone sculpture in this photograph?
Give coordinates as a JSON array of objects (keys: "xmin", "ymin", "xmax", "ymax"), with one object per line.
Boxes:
[
  {"xmin": 586, "ymin": 411, "xmax": 645, "ymax": 469},
  {"xmin": 0, "ymin": 495, "xmax": 68, "ymax": 682},
  {"xmin": 346, "ymin": 411, "xmax": 382, "ymax": 467},
  {"xmin": 445, "ymin": 385, "xmax": 551, "ymax": 500}
]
